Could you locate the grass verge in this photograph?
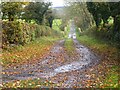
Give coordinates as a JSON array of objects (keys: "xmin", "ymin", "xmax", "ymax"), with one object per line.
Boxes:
[
  {"xmin": 99, "ymin": 65, "xmax": 118, "ymax": 88},
  {"xmin": 64, "ymin": 38, "xmax": 75, "ymax": 56},
  {"xmin": 76, "ymin": 34, "xmax": 119, "ymax": 88},
  {"xmin": 2, "ymin": 78, "xmax": 57, "ymax": 88}
]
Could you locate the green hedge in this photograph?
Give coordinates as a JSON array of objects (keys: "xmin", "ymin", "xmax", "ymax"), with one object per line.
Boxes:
[
  {"xmin": 79, "ymin": 26, "xmax": 120, "ymax": 46},
  {"xmin": 2, "ymin": 21, "xmax": 58, "ymax": 49}
]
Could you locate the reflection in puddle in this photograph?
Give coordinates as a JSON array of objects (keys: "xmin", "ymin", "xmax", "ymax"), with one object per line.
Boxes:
[{"xmin": 54, "ymin": 61, "xmax": 89, "ymax": 73}]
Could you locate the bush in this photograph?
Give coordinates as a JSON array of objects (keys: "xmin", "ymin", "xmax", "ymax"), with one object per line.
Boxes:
[{"xmin": 2, "ymin": 20, "xmax": 58, "ymax": 49}]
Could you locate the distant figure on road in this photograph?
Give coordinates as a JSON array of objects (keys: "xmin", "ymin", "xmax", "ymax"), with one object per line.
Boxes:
[
  {"xmin": 68, "ymin": 34, "xmax": 72, "ymax": 38},
  {"xmin": 73, "ymin": 33, "xmax": 76, "ymax": 39}
]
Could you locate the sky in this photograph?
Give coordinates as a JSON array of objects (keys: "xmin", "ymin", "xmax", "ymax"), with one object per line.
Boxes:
[{"xmin": 50, "ymin": 0, "xmax": 64, "ymax": 7}]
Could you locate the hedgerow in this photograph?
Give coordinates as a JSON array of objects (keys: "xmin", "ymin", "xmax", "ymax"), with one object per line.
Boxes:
[{"xmin": 2, "ymin": 20, "xmax": 59, "ymax": 49}]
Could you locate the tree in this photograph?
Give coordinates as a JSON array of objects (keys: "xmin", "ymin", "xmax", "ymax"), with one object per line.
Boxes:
[
  {"xmin": 86, "ymin": 2, "xmax": 102, "ymax": 27},
  {"xmin": 98, "ymin": 3, "xmax": 111, "ymax": 26},
  {"xmin": 22, "ymin": 2, "xmax": 51, "ymax": 24},
  {"xmin": 87, "ymin": 2, "xmax": 120, "ymax": 32},
  {"xmin": 108, "ymin": 2, "xmax": 120, "ymax": 32},
  {"xmin": 64, "ymin": 2, "xmax": 94, "ymax": 30},
  {"xmin": 45, "ymin": 9, "xmax": 54, "ymax": 28},
  {"xmin": 2, "ymin": 2, "xmax": 23, "ymax": 21}
]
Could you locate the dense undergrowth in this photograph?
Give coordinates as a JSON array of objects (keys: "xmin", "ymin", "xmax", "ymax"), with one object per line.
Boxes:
[{"xmin": 76, "ymin": 27, "xmax": 119, "ymax": 88}]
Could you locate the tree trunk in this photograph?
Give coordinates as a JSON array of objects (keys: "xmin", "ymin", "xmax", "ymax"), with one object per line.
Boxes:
[{"xmin": 113, "ymin": 16, "xmax": 119, "ymax": 32}]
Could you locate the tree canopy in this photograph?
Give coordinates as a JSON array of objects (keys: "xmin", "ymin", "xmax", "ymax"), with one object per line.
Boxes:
[
  {"xmin": 22, "ymin": 2, "xmax": 51, "ymax": 24},
  {"xmin": 87, "ymin": 2, "xmax": 120, "ymax": 32},
  {"xmin": 2, "ymin": 2, "xmax": 24, "ymax": 21},
  {"xmin": 2, "ymin": 2, "xmax": 52, "ymax": 25}
]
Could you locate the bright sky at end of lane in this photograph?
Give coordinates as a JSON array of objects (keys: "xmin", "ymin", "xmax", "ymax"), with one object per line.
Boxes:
[{"xmin": 49, "ymin": 0, "xmax": 64, "ymax": 7}]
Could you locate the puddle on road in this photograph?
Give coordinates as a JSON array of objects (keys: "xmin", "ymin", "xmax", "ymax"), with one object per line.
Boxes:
[
  {"xmin": 54, "ymin": 61, "xmax": 89, "ymax": 73},
  {"xmin": 34, "ymin": 61, "xmax": 89, "ymax": 79}
]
